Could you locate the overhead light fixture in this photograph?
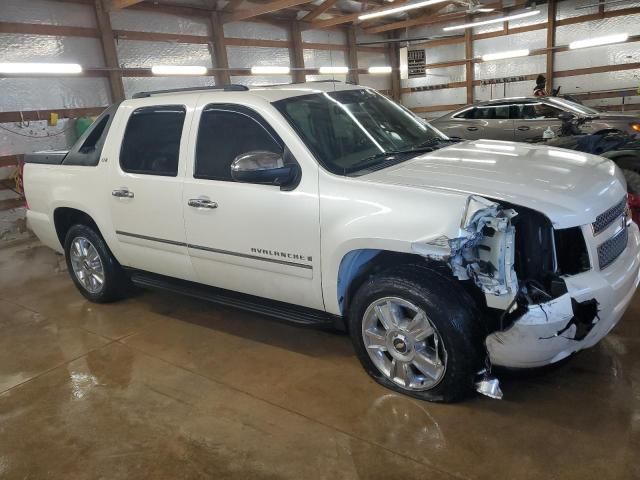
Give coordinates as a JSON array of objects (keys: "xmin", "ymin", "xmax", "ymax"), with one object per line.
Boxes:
[
  {"xmin": 359, "ymin": 0, "xmax": 448, "ymax": 21},
  {"xmin": 251, "ymin": 66, "xmax": 290, "ymax": 74},
  {"xmin": 319, "ymin": 66, "xmax": 349, "ymax": 74},
  {"xmin": 368, "ymin": 66, "xmax": 392, "ymax": 74},
  {"xmin": 569, "ymin": 33, "xmax": 629, "ymax": 50},
  {"xmin": 481, "ymin": 49, "xmax": 530, "ymax": 61},
  {"xmin": 151, "ymin": 65, "xmax": 207, "ymax": 75},
  {"xmin": 443, "ymin": 10, "xmax": 540, "ymax": 31},
  {"xmin": 0, "ymin": 62, "xmax": 82, "ymax": 74}
]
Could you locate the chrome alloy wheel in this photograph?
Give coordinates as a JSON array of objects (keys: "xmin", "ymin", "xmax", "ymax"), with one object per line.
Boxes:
[
  {"xmin": 69, "ymin": 236, "xmax": 105, "ymax": 294},
  {"xmin": 362, "ymin": 297, "xmax": 447, "ymax": 391}
]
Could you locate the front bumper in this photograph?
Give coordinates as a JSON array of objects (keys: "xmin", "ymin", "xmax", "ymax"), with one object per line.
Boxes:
[{"xmin": 486, "ymin": 222, "xmax": 640, "ymax": 368}]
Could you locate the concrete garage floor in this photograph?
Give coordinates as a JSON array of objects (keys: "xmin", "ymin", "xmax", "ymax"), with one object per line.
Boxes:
[{"xmin": 0, "ymin": 241, "xmax": 638, "ymax": 480}]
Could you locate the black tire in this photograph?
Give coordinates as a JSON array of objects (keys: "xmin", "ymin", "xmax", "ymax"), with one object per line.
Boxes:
[
  {"xmin": 64, "ymin": 224, "xmax": 129, "ymax": 303},
  {"xmin": 348, "ymin": 263, "xmax": 484, "ymax": 403},
  {"xmin": 622, "ymin": 169, "xmax": 640, "ymax": 195}
]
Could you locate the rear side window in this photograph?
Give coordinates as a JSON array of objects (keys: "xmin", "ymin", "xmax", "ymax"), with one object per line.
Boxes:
[
  {"xmin": 120, "ymin": 105, "xmax": 186, "ymax": 176},
  {"xmin": 195, "ymin": 105, "xmax": 282, "ymax": 181}
]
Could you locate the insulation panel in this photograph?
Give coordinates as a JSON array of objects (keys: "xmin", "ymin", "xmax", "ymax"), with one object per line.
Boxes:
[
  {"xmin": 555, "ymin": 14, "xmax": 640, "ymax": 44},
  {"xmin": 0, "ymin": 77, "xmax": 110, "ymax": 112},
  {"xmin": 110, "ymin": 9, "xmax": 210, "ymax": 36},
  {"xmin": 224, "ymin": 21, "xmax": 289, "ymax": 41},
  {"xmin": 303, "ymin": 49, "xmax": 347, "ymax": 68},
  {"xmin": 0, "ymin": 0, "xmax": 97, "ymax": 28},
  {"xmin": 0, "ymin": 33, "xmax": 105, "ymax": 65},
  {"xmin": 227, "ymin": 46, "xmax": 290, "ymax": 68},
  {"xmin": 117, "ymin": 39, "xmax": 213, "ymax": 68},
  {"xmin": 123, "ymin": 77, "xmax": 216, "ymax": 99},
  {"xmin": 230, "ymin": 75, "xmax": 293, "ymax": 85},
  {"xmin": 302, "ymin": 29, "xmax": 346, "ymax": 45}
]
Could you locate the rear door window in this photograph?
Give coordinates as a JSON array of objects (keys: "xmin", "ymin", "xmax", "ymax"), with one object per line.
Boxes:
[{"xmin": 120, "ymin": 105, "xmax": 186, "ymax": 176}]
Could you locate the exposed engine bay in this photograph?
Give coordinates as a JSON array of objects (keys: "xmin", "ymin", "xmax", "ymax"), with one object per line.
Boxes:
[{"xmin": 412, "ymin": 195, "xmax": 604, "ymax": 397}]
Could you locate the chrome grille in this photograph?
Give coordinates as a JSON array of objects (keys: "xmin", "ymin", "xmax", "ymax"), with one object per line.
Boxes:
[
  {"xmin": 598, "ymin": 227, "xmax": 628, "ymax": 270},
  {"xmin": 592, "ymin": 197, "xmax": 627, "ymax": 235}
]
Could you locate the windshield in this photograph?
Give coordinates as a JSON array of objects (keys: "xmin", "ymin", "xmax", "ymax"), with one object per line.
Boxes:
[
  {"xmin": 547, "ymin": 97, "xmax": 600, "ymax": 116},
  {"xmin": 273, "ymin": 89, "xmax": 447, "ymax": 175}
]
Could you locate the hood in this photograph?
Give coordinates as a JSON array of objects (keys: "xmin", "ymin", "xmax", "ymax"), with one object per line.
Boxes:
[
  {"xmin": 361, "ymin": 140, "xmax": 626, "ymax": 228},
  {"xmin": 593, "ymin": 113, "xmax": 640, "ymax": 122}
]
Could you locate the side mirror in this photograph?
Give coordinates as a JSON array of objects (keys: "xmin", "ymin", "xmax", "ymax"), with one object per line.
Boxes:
[
  {"xmin": 230, "ymin": 150, "xmax": 299, "ymax": 187},
  {"xmin": 557, "ymin": 112, "xmax": 574, "ymax": 121}
]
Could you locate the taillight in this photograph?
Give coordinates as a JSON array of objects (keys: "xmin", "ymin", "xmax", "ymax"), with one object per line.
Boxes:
[{"xmin": 627, "ymin": 194, "xmax": 640, "ymax": 225}]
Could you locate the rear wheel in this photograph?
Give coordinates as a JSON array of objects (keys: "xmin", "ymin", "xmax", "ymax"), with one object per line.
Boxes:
[
  {"xmin": 64, "ymin": 224, "xmax": 128, "ymax": 303},
  {"xmin": 348, "ymin": 264, "xmax": 484, "ymax": 403}
]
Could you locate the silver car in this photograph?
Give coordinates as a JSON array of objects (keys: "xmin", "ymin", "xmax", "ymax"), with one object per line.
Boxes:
[{"xmin": 431, "ymin": 97, "xmax": 640, "ymax": 142}]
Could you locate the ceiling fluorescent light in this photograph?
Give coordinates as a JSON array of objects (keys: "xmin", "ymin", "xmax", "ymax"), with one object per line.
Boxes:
[
  {"xmin": 569, "ymin": 33, "xmax": 629, "ymax": 50},
  {"xmin": 319, "ymin": 66, "xmax": 349, "ymax": 74},
  {"xmin": 368, "ymin": 66, "xmax": 392, "ymax": 74},
  {"xmin": 0, "ymin": 62, "xmax": 82, "ymax": 74},
  {"xmin": 481, "ymin": 49, "xmax": 530, "ymax": 61},
  {"xmin": 251, "ymin": 66, "xmax": 290, "ymax": 74},
  {"xmin": 359, "ymin": 0, "xmax": 448, "ymax": 21},
  {"xmin": 443, "ymin": 10, "xmax": 540, "ymax": 31},
  {"xmin": 151, "ymin": 65, "xmax": 207, "ymax": 75}
]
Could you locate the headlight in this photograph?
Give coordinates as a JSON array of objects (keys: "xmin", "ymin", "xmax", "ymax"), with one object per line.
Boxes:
[{"xmin": 631, "ymin": 123, "xmax": 640, "ymax": 133}]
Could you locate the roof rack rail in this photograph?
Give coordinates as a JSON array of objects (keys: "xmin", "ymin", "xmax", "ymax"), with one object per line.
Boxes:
[{"xmin": 132, "ymin": 84, "xmax": 249, "ymax": 99}]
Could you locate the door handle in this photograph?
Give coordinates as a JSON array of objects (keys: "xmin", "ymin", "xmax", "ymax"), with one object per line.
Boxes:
[
  {"xmin": 517, "ymin": 126, "xmax": 530, "ymax": 131},
  {"xmin": 112, "ymin": 188, "xmax": 134, "ymax": 198},
  {"xmin": 467, "ymin": 126, "xmax": 479, "ymax": 131},
  {"xmin": 188, "ymin": 198, "xmax": 218, "ymax": 209}
]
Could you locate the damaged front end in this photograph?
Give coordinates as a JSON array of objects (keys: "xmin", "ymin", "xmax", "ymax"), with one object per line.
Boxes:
[{"xmin": 412, "ymin": 195, "xmax": 603, "ymax": 395}]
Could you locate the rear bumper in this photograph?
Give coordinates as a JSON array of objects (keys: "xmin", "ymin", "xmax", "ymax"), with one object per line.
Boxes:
[{"xmin": 486, "ymin": 222, "xmax": 640, "ymax": 368}]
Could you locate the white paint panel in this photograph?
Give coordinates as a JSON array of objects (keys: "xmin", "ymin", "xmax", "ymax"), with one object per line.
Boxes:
[
  {"xmin": 424, "ymin": 65, "xmax": 465, "ymax": 85},
  {"xmin": 0, "ymin": 77, "xmax": 110, "ymax": 111},
  {"xmin": 123, "ymin": 77, "xmax": 216, "ymax": 99},
  {"xmin": 303, "ymin": 49, "xmax": 347, "ymax": 68},
  {"xmin": 302, "ymin": 29, "xmax": 346, "ymax": 45},
  {"xmin": 473, "ymin": 29, "xmax": 546, "ymax": 57},
  {"xmin": 227, "ymin": 46, "xmax": 290, "ymax": 68},
  {"xmin": 475, "ymin": 54, "xmax": 545, "ymax": 80},
  {"xmin": 425, "ymin": 43, "xmax": 464, "ymax": 64},
  {"xmin": 224, "ymin": 21, "xmax": 289, "ymax": 41},
  {"xmin": 230, "ymin": 75, "xmax": 293, "ymax": 85},
  {"xmin": 358, "ymin": 73, "xmax": 390, "ymax": 91},
  {"xmin": 556, "ymin": 0, "xmax": 598, "ymax": 20},
  {"xmin": 555, "ymin": 42, "xmax": 640, "ymax": 71},
  {"xmin": 357, "ymin": 50, "xmax": 388, "ymax": 69},
  {"xmin": 110, "ymin": 9, "xmax": 210, "ymax": 36},
  {"xmin": 355, "ymin": 31, "xmax": 387, "ymax": 44},
  {"xmin": 474, "ymin": 80, "xmax": 533, "ymax": 102},
  {"xmin": 0, "ymin": 33, "xmax": 105, "ymax": 66},
  {"xmin": 509, "ymin": 4, "xmax": 548, "ymax": 28},
  {"xmin": 0, "ymin": 0, "xmax": 96, "ymax": 27},
  {"xmin": 401, "ymin": 87, "xmax": 466, "ymax": 109},
  {"xmin": 117, "ymin": 39, "xmax": 213, "ymax": 68},
  {"xmin": 584, "ymin": 97, "xmax": 640, "ymax": 110},
  {"xmin": 305, "ymin": 74, "xmax": 347, "ymax": 82},
  {"xmin": 556, "ymin": 15, "xmax": 640, "ymax": 45},
  {"xmin": 554, "ymin": 71, "xmax": 640, "ymax": 95}
]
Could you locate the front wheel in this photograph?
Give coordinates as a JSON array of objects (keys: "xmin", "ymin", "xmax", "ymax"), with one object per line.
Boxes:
[
  {"xmin": 348, "ymin": 264, "xmax": 484, "ymax": 403},
  {"xmin": 64, "ymin": 224, "xmax": 128, "ymax": 303}
]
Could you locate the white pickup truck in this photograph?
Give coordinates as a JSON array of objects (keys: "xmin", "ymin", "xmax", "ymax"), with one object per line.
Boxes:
[{"xmin": 24, "ymin": 82, "xmax": 640, "ymax": 402}]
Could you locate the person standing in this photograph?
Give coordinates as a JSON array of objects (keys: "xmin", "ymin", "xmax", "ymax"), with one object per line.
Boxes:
[{"xmin": 534, "ymin": 74, "xmax": 547, "ymax": 96}]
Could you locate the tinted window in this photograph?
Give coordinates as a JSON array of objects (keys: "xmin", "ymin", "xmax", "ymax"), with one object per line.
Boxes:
[
  {"xmin": 120, "ymin": 105, "xmax": 185, "ymax": 176},
  {"xmin": 195, "ymin": 106, "xmax": 282, "ymax": 181},
  {"xmin": 519, "ymin": 102, "xmax": 563, "ymax": 119}
]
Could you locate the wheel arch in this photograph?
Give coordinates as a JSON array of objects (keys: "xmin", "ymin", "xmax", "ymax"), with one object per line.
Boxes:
[
  {"xmin": 53, "ymin": 207, "xmax": 103, "ymax": 248},
  {"xmin": 336, "ymin": 248, "xmax": 450, "ymax": 316}
]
